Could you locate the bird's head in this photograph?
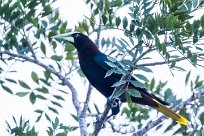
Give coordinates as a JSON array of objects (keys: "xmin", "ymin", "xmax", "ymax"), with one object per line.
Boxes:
[{"xmin": 52, "ymin": 32, "xmax": 97, "ymax": 52}]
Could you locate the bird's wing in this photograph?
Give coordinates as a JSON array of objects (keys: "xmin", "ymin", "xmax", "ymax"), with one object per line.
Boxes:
[
  {"xmin": 93, "ymin": 53, "xmax": 123, "ymax": 78},
  {"xmin": 93, "ymin": 53, "xmax": 169, "ymax": 105}
]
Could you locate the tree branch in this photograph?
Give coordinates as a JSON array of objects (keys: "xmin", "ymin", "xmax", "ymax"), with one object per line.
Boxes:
[
  {"xmin": 93, "ymin": 34, "xmax": 152, "ymax": 136},
  {"xmin": 80, "ymin": 3, "xmax": 104, "ymax": 134},
  {"xmin": 0, "ymin": 50, "xmax": 87, "ymax": 135},
  {"xmin": 93, "ymin": 73, "xmax": 131, "ymax": 135},
  {"xmin": 137, "ymin": 53, "xmax": 204, "ymax": 67},
  {"xmin": 133, "ymin": 86, "xmax": 204, "ymax": 136},
  {"xmin": 93, "ymin": 97, "xmax": 115, "ymax": 136},
  {"xmin": 92, "ymin": 50, "xmax": 204, "ymax": 135},
  {"xmin": 80, "ymin": 83, "xmax": 92, "ymax": 135}
]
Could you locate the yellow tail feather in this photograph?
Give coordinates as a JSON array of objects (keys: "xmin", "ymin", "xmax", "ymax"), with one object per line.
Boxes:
[{"xmin": 152, "ymin": 99, "xmax": 189, "ymax": 125}]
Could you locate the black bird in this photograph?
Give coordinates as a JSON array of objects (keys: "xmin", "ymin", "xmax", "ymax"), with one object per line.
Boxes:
[{"xmin": 53, "ymin": 32, "xmax": 188, "ymax": 125}]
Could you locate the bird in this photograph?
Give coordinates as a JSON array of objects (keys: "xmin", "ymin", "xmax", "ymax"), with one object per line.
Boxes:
[{"xmin": 52, "ymin": 32, "xmax": 189, "ymax": 125}]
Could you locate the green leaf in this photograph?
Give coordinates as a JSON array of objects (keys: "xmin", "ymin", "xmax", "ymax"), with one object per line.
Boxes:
[
  {"xmin": 53, "ymin": 95, "xmax": 65, "ymax": 101},
  {"xmin": 128, "ymin": 89, "xmax": 142, "ymax": 98},
  {"xmin": 41, "ymin": 20, "xmax": 48, "ymax": 28},
  {"xmin": 36, "ymin": 114, "xmax": 42, "ymax": 122},
  {"xmin": 82, "ymin": 21, "xmax": 89, "ymax": 33},
  {"xmin": 102, "ymin": 14, "xmax": 108, "ymax": 25},
  {"xmin": 190, "ymin": 54, "xmax": 197, "ymax": 65},
  {"xmin": 16, "ymin": 92, "xmax": 29, "ymax": 97},
  {"xmin": 121, "ymin": 59, "xmax": 133, "ymax": 67},
  {"xmin": 199, "ymin": 112, "xmax": 204, "ymax": 125},
  {"xmin": 129, "ymin": 22, "xmax": 135, "ymax": 32},
  {"xmin": 65, "ymin": 43, "xmax": 75, "ymax": 52},
  {"xmin": 170, "ymin": 61, "xmax": 176, "ymax": 68},
  {"xmin": 115, "ymin": 17, "xmax": 121, "ymax": 27},
  {"xmin": 90, "ymin": 14, "xmax": 95, "ymax": 29},
  {"xmin": 19, "ymin": 80, "xmax": 31, "ymax": 89},
  {"xmin": 113, "ymin": 89, "xmax": 125, "ymax": 98},
  {"xmin": 155, "ymin": 36, "xmax": 162, "ymax": 51},
  {"xmin": 60, "ymin": 22, "xmax": 67, "ymax": 33},
  {"xmin": 137, "ymin": 66, "xmax": 153, "ymax": 73},
  {"xmin": 105, "ymin": 69, "xmax": 115, "ymax": 78},
  {"xmin": 44, "ymin": 70, "xmax": 51, "ymax": 80},
  {"xmin": 162, "ymin": 44, "xmax": 167, "ymax": 55},
  {"xmin": 48, "ymin": 106, "xmax": 59, "ymax": 114},
  {"xmin": 115, "ymin": 67, "xmax": 128, "ymax": 75},
  {"xmin": 134, "ymin": 74, "xmax": 149, "ymax": 82},
  {"xmin": 112, "ymin": 80, "xmax": 127, "ymax": 87},
  {"xmin": 173, "ymin": 66, "xmax": 186, "ymax": 71},
  {"xmin": 31, "ymin": 71, "xmax": 39, "ymax": 84},
  {"xmin": 40, "ymin": 42, "xmax": 46, "ymax": 55},
  {"xmin": 36, "ymin": 95, "xmax": 47, "ymax": 100},
  {"xmin": 56, "ymin": 133, "xmax": 67, "ymax": 136},
  {"xmin": 123, "ymin": 17, "xmax": 128, "ymax": 29},
  {"xmin": 94, "ymin": 103, "xmax": 100, "ymax": 114},
  {"xmin": 35, "ymin": 109, "xmax": 43, "ymax": 114},
  {"xmin": 51, "ymin": 55, "xmax": 63, "ymax": 61},
  {"xmin": 51, "ymin": 101, "xmax": 62, "ymax": 108},
  {"xmin": 5, "ymin": 78, "xmax": 17, "ymax": 84},
  {"xmin": 105, "ymin": 61, "xmax": 116, "ymax": 67},
  {"xmin": 45, "ymin": 113, "xmax": 51, "ymax": 122},
  {"xmin": 185, "ymin": 71, "xmax": 191, "ymax": 85},
  {"xmin": 36, "ymin": 87, "xmax": 49, "ymax": 94},
  {"xmin": 117, "ymin": 38, "xmax": 128, "ymax": 51},
  {"xmin": 40, "ymin": 78, "xmax": 50, "ymax": 86},
  {"xmin": 29, "ymin": 92, "xmax": 36, "ymax": 104},
  {"xmin": 194, "ymin": 81, "xmax": 203, "ymax": 89},
  {"xmin": 193, "ymin": 36, "xmax": 198, "ymax": 44},
  {"xmin": 107, "ymin": 56, "xmax": 117, "ymax": 62},
  {"xmin": 2, "ymin": 85, "xmax": 13, "ymax": 94},
  {"xmin": 130, "ymin": 80, "xmax": 146, "ymax": 88},
  {"xmin": 105, "ymin": 0, "xmax": 110, "ymax": 10},
  {"xmin": 53, "ymin": 117, "xmax": 59, "ymax": 129},
  {"xmin": 71, "ymin": 114, "xmax": 78, "ymax": 121},
  {"xmin": 112, "ymin": 0, "xmax": 122, "ymax": 7}
]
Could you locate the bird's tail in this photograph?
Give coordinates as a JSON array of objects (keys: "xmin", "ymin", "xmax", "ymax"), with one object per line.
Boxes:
[{"xmin": 152, "ymin": 99, "xmax": 189, "ymax": 125}]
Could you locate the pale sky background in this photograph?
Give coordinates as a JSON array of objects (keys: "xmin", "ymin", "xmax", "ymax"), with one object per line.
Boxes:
[{"xmin": 0, "ymin": 0, "xmax": 204, "ymax": 136}]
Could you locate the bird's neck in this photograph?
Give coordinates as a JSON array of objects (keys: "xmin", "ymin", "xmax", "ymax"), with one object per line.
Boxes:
[{"xmin": 77, "ymin": 46, "xmax": 100, "ymax": 60}]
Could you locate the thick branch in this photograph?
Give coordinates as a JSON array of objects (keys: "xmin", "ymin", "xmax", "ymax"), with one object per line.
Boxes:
[
  {"xmin": 80, "ymin": 83, "xmax": 92, "ymax": 135},
  {"xmin": 133, "ymin": 86, "xmax": 204, "ymax": 136},
  {"xmin": 0, "ymin": 50, "xmax": 86, "ymax": 135}
]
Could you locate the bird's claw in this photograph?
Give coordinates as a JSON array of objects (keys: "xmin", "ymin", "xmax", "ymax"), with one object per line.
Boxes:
[
  {"xmin": 93, "ymin": 116, "xmax": 106, "ymax": 128},
  {"xmin": 107, "ymin": 98, "xmax": 119, "ymax": 108}
]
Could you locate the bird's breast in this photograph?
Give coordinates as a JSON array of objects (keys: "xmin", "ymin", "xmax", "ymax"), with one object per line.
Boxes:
[{"xmin": 79, "ymin": 58, "xmax": 114, "ymax": 97}]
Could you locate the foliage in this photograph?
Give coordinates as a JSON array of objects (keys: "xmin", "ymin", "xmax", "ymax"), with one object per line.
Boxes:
[
  {"xmin": 0, "ymin": 0, "xmax": 204, "ymax": 135},
  {"xmin": 6, "ymin": 116, "xmax": 38, "ymax": 136}
]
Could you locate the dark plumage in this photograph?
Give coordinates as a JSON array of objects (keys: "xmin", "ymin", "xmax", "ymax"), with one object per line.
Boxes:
[{"xmin": 53, "ymin": 32, "xmax": 189, "ymax": 125}]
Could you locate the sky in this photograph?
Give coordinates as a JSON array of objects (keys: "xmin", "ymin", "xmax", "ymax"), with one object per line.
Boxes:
[{"xmin": 0, "ymin": 0, "xmax": 204, "ymax": 136}]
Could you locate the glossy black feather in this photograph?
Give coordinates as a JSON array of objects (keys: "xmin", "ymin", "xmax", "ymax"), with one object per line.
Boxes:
[{"xmin": 64, "ymin": 33, "xmax": 169, "ymax": 116}]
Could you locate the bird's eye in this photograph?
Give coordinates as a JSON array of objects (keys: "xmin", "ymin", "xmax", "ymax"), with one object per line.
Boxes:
[{"xmin": 75, "ymin": 33, "xmax": 80, "ymax": 38}]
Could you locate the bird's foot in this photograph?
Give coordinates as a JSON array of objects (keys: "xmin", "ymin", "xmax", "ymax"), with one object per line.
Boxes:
[
  {"xmin": 93, "ymin": 98, "xmax": 120, "ymax": 129},
  {"xmin": 93, "ymin": 116, "xmax": 106, "ymax": 129},
  {"xmin": 107, "ymin": 97, "xmax": 119, "ymax": 108}
]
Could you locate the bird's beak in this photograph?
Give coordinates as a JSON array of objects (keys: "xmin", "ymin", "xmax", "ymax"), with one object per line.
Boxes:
[{"xmin": 52, "ymin": 32, "xmax": 75, "ymax": 44}]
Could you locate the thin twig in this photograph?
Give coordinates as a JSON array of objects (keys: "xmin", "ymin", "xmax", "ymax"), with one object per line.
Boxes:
[
  {"xmin": 137, "ymin": 53, "xmax": 204, "ymax": 67},
  {"xmin": 132, "ymin": 86, "xmax": 204, "ymax": 136}
]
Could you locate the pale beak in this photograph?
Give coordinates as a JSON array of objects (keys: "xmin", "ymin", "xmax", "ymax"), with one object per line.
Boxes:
[{"xmin": 52, "ymin": 32, "xmax": 75, "ymax": 43}]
